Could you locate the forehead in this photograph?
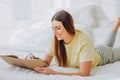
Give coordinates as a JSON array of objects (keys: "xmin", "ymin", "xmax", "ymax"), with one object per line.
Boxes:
[{"xmin": 52, "ymin": 20, "xmax": 62, "ymax": 27}]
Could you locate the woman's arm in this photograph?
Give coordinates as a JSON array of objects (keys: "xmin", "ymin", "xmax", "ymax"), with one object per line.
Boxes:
[
  {"xmin": 43, "ymin": 54, "xmax": 53, "ymax": 65},
  {"xmin": 34, "ymin": 61, "xmax": 92, "ymax": 76},
  {"xmin": 55, "ymin": 61, "xmax": 92, "ymax": 76}
]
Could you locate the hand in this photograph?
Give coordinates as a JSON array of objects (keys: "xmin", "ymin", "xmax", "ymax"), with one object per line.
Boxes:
[{"xmin": 34, "ymin": 67, "xmax": 56, "ymax": 75}]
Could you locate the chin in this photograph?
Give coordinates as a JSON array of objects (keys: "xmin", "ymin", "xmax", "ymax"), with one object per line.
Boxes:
[{"xmin": 57, "ymin": 37, "xmax": 62, "ymax": 41}]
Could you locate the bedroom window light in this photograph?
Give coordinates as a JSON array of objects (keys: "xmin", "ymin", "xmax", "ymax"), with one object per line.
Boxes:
[
  {"xmin": 13, "ymin": 0, "xmax": 31, "ymax": 21},
  {"xmin": 54, "ymin": 0, "xmax": 71, "ymax": 9},
  {"xmin": 12, "ymin": 0, "xmax": 72, "ymax": 29}
]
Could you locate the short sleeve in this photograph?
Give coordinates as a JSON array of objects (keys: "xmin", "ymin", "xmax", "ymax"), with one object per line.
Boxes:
[
  {"xmin": 80, "ymin": 39, "xmax": 96, "ymax": 63},
  {"xmin": 47, "ymin": 37, "xmax": 55, "ymax": 56}
]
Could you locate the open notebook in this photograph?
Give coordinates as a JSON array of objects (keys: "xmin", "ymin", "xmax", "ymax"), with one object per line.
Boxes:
[{"xmin": 0, "ymin": 55, "xmax": 48, "ymax": 70}]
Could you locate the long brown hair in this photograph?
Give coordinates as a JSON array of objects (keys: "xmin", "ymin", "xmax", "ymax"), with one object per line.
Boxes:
[{"xmin": 51, "ymin": 10, "xmax": 75, "ymax": 67}]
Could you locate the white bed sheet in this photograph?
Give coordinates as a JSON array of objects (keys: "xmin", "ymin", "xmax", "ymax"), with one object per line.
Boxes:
[{"xmin": 0, "ymin": 48, "xmax": 120, "ymax": 80}]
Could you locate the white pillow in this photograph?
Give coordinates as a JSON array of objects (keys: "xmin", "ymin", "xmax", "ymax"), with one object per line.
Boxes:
[
  {"xmin": 100, "ymin": 20, "xmax": 116, "ymax": 28},
  {"xmin": 75, "ymin": 23, "xmax": 93, "ymax": 41},
  {"xmin": 93, "ymin": 28, "xmax": 120, "ymax": 48},
  {"xmin": 97, "ymin": 20, "xmax": 120, "ymax": 48},
  {"xmin": 93, "ymin": 28, "xmax": 112, "ymax": 47},
  {"xmin": 28, "ymin": 21, "xmax": 51, "ymax": 30},
  {"xmin": 10, "ymin": 22, "xmax": 52, "ymax": 52},
  {"xmin": 63, "ymin": 5, "xmax": 97, "ymax": 28}
]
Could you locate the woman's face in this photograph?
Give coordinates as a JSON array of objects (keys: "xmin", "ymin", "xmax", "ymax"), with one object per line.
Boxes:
[{"xmin": 51, "ymin": 20, "xmax": 68, "ymax": 41}]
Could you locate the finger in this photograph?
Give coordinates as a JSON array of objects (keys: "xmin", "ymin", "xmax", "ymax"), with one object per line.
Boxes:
[
  {"xmin": 34, "ymin": 67, "xmax": 41, "ymax": 70},
  {"xmin": 34, "ymin": 67, "xmax": 44, "ymax": 71},
  {"xmin": 34, "ymin": 69, "xmax": 40, "ymax": 73},
  {"xmin": 34, "ymin": 68, "xmax": 44, "ymax": 73},
  {"xmin": 37, "ymin": 67, "xmax": 47, "ymax": 70},
  {"xmin": 34, "ymin": 67, "xmax": 43, "ymax": 72},
  {"xmin": 39, "ymin": 70, "xmax": 49, "ymax": 75},
  {"xmin": 34, "ymin": 67, "xmax": 39, "ymax": 71},
  {"xmin": 34, "ymin": 68, "xmax": 46, "ymax": 72}
]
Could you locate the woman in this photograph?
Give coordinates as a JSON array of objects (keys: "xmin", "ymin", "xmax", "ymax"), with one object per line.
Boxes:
[{"xmin": 34, "ymin": 10, "xmax": 120, "ymax": 76}]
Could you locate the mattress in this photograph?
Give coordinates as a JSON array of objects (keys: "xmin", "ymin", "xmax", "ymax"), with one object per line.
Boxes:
[{"xmin": 0, "ymin": 48, "xmax": 120, "ymax": 80}]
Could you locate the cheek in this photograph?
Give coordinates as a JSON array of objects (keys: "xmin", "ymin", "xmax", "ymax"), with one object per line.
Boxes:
[
  {"xmin": 59, "ymin": 29, "xmax": 65, "ymax": 36},
  {"xmin": 59, "ymin": 30, "xmax": 66, "ymax": 38},
  {"xmin": 55, "ymin": 28, "xmax": 65, "ymax": 36},
  {"xmin": 59, "ymin": 30, "xmax": 63, "ymax": 33},
  {"xmin": 56, "ymin": 29, "xmax": 63, "ymax": 34}
]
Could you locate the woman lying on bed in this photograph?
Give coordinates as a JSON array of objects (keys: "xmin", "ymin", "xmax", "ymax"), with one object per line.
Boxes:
[{"xmin": 34, "ymin": 10, "xmax": 120, "ymax": 76}]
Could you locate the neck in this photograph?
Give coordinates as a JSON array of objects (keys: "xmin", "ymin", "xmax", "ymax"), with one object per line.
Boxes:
[{"xmin": 63, "ymin": 34, "xmax": 74, "ymax": 44}]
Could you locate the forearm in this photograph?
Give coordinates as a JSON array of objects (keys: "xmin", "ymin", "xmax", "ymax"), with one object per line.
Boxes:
[
  {"xmin": 55, "ymin": 71, "xmax": 90, "ymax": 76},
  {"xmin": 34, "ymin": 61, "xmax": 92, "ymax": 76}
]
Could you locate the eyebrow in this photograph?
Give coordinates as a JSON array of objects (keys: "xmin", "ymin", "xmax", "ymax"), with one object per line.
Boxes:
[{"xmin": 51, "ymin": 26, "xmax": 59, "ymax": 28}]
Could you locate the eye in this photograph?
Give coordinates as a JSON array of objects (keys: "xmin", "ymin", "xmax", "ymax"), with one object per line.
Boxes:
[
  {"xmin": 51, "ymin": 26, "xmax": 61, "ymax": 31},
  {"xmin": 57, "ymin": 27, "xmax": 61, "ymax": 30}
]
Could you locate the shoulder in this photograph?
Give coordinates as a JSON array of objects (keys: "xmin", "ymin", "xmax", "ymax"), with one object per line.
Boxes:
[
  {"xmin": 75, "ymin": 29, "xmax": 93, "ymax": 45},
  {"xmin": 75, "ymin": 29, "xmax": 90, "ymax": 40}
]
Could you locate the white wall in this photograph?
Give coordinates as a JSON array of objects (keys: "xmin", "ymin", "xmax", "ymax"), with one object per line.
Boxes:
[
  {"xmin": 13, "ymin": 0, "xmax": 31, "ymax": 21},
  {"xmin": 0, "ymin": 0, "xmax": 120, "ymax": 30},
  {"xmin": 0, "ymin": 0, "xmax": 120, "ymax": 46},
  {"xmin": 96, "ymin": 0, "xmax": 120, "ymax": 20},
  {"xmin": 0, "ymin": 0, "xmax": 14, "ymax": 29}
]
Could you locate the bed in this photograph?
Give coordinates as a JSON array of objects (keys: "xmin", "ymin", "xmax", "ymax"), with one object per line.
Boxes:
[
  {"xmin": 0, "ymin": 5, "xmax": 120, "ymax": 80},
  {"xmin": 0, "ymin": 49, "xmax": 120, "ymax": 80}
]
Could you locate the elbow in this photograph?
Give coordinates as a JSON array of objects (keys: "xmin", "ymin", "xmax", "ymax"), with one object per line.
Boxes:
[
  {"xmin": 82, "ymin": 74, "xmax": 90, "ymax": 76},
  {"xmin": 78, "ymin": 72, "xmax": 90, "ymax": 76}
]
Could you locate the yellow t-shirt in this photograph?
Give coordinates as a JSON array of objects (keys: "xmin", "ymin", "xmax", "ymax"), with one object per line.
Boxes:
[{"xmin": 47, "ymin": 30, "xmax": 100, "ymax": 68}]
